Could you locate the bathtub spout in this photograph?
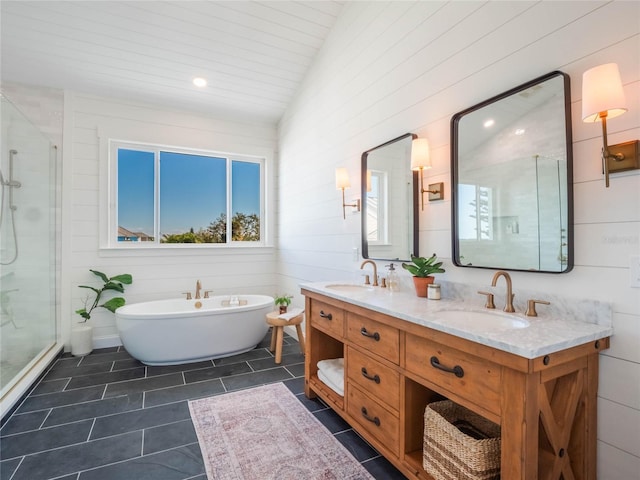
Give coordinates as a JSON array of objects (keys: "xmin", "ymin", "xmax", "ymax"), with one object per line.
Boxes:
[{"xmin": 195, "ymin": 280, "xmax": 202, "ymax": 299}]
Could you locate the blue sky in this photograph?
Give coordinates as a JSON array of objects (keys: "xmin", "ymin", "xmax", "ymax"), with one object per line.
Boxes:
[{"xmin": 118, "ymin": 149, "xmax": 260, "ymax": 236}]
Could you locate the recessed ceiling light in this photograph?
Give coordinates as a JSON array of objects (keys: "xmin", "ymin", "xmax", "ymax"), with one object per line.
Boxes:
[
  {"xmin": 515, "ymin": 128, "xmax": 526, "ymax": 135},
  {"xmin": 193, "ymin": 77, "xmax": 207, "ymax": 88},
  {"xmin": 483, "ymin": 119, "xmax": 495, "ymax": 128}
]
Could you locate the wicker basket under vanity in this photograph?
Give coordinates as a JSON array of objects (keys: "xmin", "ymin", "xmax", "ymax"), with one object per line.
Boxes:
[{"xmin": 423, "ymin": 400, "xmax": 501, "ymax": 480}]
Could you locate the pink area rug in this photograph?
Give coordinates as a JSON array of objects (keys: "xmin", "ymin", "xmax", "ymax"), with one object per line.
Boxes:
[{"xmin": 188, "ymin": 382, "xmax": 374, "ymax": 480}]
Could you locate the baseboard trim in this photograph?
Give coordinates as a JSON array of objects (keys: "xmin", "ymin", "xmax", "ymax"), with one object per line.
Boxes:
[{"xmin": 93, "ymin": 334, "xmax": 122, "ymax": 349}]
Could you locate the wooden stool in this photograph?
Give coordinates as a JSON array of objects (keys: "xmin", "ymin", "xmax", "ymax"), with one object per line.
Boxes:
[{"xmin": 265, "ymin": 311, "xmax": 305, "ymax": 364}]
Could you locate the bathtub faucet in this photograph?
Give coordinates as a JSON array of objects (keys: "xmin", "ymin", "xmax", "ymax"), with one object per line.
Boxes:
[{"xmin": 195, "ymin": 280, "xmax": 202, "ymax": 299}]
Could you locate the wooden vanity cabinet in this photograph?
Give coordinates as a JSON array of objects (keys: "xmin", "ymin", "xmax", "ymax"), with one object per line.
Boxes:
[{"xmin": 303, "ymin": 289, "xmax": 610, "ymax": 480}]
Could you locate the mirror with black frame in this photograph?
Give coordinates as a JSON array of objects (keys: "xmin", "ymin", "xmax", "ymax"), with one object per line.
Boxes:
[
  {"xmin": 361, "ymin": 133, "xmax": 418, "ymax": 262},
  {"xmin": 452, "ymin": 71, "xmax": 573, "ymax": 273}
]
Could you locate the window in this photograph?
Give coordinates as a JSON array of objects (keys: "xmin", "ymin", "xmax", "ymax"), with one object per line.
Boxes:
[
  {"xmin": 111, "ymin": 141, "xmax": 264, "ymax": 246},
  {"xmin": 366, "ymin": 170, "xmax": 388, "ymax": 245},
  {"xmin": 458, "ymin": 184, "xmax": 493, "ymax": 240}
]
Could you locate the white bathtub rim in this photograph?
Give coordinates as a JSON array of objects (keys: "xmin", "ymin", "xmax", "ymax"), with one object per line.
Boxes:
[{"xmin": 116, "ymin": 295, "xmax": 275, "ymax": 320}]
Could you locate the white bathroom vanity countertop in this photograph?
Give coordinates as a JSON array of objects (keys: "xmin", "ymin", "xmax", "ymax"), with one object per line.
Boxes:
[{"xmin": 300, "ymin": 281, "xmax": 613, "ymax": 359}]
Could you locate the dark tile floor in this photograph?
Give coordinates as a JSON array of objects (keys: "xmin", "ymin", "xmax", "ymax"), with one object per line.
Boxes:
[{"xmin": 1, "ymin": 330, "xmax": 406, "ymax": 480}]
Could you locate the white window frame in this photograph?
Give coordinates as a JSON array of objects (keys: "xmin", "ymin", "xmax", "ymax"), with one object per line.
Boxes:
[
  {"xmin": 367, "ymin": 169, "xmax": 389, "ymax": 245},
  {"xmin": 107, "ymin": 140, "xmax": 266, "ymax": 248}
]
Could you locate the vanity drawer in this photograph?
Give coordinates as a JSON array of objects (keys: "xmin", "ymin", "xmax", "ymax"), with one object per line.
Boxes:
[
  {"xmin": 309, "ymin": 300, "xmax": 344, "ymax": 339},
  {"xmin": 347, "ymin": 346, "xmax": 400, "ymax": 412},
  {"xmin": 347, "ymin": 383, "xmax": 399, "ymax": 454},
  {"xmin": 346, "ymin": 313, "xmax": 400, "ymax": 364},
  {"xmin": 405, "ymin": 333, "xmax": 501, "ymax": 417}
]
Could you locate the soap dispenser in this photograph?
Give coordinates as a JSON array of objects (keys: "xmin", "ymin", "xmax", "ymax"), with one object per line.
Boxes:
[{"xmin": 386, "ymin": 263, "xmax": 400, "ymax": 292}]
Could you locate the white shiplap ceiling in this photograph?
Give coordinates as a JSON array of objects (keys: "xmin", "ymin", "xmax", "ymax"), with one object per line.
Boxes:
[{"xmin": 1, "ymin": 1, "xmax": 345, "ymax": 123}]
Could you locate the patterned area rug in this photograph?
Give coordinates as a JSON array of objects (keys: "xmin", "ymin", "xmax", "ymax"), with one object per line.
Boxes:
[{"xmin": 189, "ymin": 382, "xmax": 374, "ymax": 480}]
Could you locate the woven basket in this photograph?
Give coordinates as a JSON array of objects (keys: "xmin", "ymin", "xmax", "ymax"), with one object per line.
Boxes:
[{"xmin": 423, "ymin": 400, "xmax": 501, "ymax": 480}]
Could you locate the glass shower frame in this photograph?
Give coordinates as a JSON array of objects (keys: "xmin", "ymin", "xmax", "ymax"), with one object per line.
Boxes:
[{"xmin": 0, "ymin": 94, "xmax": 60, "ymax": 417}]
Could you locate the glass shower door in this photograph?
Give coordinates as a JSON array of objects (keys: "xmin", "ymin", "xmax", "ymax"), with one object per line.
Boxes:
[{"xmin": 0, "ymin": 95, "xmax": 57, "ymax": 401}]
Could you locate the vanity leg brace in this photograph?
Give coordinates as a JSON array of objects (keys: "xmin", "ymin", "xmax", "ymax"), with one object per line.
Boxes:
[
  {"xmin": 501, "ymin": 356, "xmax": 599, "ymax": 480},
  {"xmin": 501, "ymin": 369, "xmax": 539, "ymax": 479}
]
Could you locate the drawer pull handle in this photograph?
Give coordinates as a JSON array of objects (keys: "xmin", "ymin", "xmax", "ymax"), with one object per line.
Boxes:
[
  {"xmin": 430, "ymin": 356, "xmax": 464, "ymax": 378},
  {"xmin": 319, "ymin": 310, "xmax": 333, "ymax": 320},
  {"xmin": 361, "ymin": 367, "xmax": 381, "ymax": 384},
  {"xmin": 360, "ymin": 406, "xmax": 381, "ymax": 426},
  {"xmin": 360, "ymin": 327, "xmax": 380, "ymax": 341}
]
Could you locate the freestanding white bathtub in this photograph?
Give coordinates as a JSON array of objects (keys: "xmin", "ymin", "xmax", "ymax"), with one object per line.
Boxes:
[{"xmin": 115, "ymin": 295, "xmax": 274, "ymax": 366}]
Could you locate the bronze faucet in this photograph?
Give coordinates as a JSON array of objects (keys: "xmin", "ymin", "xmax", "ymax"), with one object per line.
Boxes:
[
  {"xmin": 491, "ymin": 270, "xmax": 515, "ymax": 312},
  {"xmin": 195, "ymin": 279, "xmax": 202, "ymax": 299},
  {"xmin": 360, "ymin": 260, "xmax": 378, "ymax": 286}
]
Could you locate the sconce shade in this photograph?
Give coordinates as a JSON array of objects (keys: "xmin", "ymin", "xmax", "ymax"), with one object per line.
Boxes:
[
  {"xmin": 411, "ymin": 138, "xmax": 431, "ymax": 170},
  {"xmin": 366, "ymin": 169, "xmax": 372, "ymax": 192},
  {"xmin": 335, "ymin": 167, "xmax": 351, "ymax": 190},
  {"xmin": 582, "ymin": 63, "xmax": 627, "ymax": 123}
]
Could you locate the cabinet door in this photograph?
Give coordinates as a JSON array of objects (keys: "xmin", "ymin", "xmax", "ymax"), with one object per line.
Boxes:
[
  {"xmin": 346, "ymin": 313, "xmax": 400, "ymax": 364},
  {"xmin": 347, "ymin": 346, "xmax": 400, "ymax": 412}
]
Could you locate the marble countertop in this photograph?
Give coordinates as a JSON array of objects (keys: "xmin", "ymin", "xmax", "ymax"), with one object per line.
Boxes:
[{"xmin": 300, "ymin": 281, "xmax": 613, "ymax": 359}]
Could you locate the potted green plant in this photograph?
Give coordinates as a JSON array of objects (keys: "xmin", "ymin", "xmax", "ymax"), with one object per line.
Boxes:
[
  {"xmin": 73, "ymin": 269, "xmax": 132, "ymax": 356},
  {"xmin": 401, "ymin": 254, "xmax": 445, "ymax": 297},
  {"xmin": 274, "ymin": 294, "xmax": 293, "ymax": 314}
]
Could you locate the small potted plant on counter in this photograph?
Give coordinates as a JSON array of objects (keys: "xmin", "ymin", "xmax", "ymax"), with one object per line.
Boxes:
[
  {"xmin": 274, "ymin": 294, "xmax": 293, "ymax": 314},
  {"xmin": 402, "ymin": 254, "xmax": 445, "ymax": 298},
  {"xmin": 73, "ymin": 269, "xmax": 132, "ymax": 356}
]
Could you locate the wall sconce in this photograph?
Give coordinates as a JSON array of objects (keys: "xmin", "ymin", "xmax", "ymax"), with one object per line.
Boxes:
[
  {"xmin": 410, "ymin": 138, "xmax": 444, "ymax": 210},
  {"xmin": 335, "ymin": 167, "xmax": 361, "ymax": 219},
  {"xmin": 582, "ymin": 63, "xmax": 639, "ymax": 188}
]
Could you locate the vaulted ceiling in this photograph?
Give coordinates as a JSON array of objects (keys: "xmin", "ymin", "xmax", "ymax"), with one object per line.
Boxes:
[{"xmin": 1, "ymin": 1, "xmax": 345, "ymax": 123}]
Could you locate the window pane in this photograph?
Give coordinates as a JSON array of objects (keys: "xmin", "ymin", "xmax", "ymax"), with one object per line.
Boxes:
[
  {"xmin": 366, "ymin": 174, "xmax": 380, "ymax": 242},
  {"xmin": 231, "ymin": 160, "xmax": 261, "ymax": 241},
  {"xmin": 159, "ymin": 152, "xmax": 226, "ymax": 243},
  {"xmin": 117, "ymin": 149, "xmax": 155, "ymax": 242}
]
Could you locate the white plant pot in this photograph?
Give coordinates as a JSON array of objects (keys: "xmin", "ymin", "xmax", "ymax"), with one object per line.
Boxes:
[{"xmin": 71, "ymin": 324, "xmax": 93, "ymax": 356}]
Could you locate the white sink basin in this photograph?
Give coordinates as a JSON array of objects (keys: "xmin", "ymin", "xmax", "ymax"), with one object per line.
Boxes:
[
  {"xmin": 324, "ymin": 284, "xmax": 374, "ymax": 293},
  {"xmin": 434, "ymin": 309, "xmax": 529, "ymax": 331}
]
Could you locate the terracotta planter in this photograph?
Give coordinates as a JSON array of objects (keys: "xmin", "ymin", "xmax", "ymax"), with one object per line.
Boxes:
[{"xmin": 412, "ymin": 276, "xmax": 435, "ymax": 297}]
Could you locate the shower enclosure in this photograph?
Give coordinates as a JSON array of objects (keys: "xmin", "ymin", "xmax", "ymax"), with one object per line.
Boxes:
[{"xmin": 0, "ymin": 94, "xmax": 60, "ymax": 418}]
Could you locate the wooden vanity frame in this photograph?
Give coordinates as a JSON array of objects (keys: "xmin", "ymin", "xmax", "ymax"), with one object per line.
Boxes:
[{"xmin": 302, "ymin": 289, "xmax": 610, "ymax": 480}]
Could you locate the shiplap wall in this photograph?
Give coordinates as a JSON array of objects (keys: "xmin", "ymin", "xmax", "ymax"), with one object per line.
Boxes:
[
  {"xmin": 277, "ymin": 1, "xmax": 639, "ymax": 477},
  {"xmin": 61, "ymin": 92, "xmax": 278, "ymax": 347}
]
